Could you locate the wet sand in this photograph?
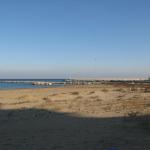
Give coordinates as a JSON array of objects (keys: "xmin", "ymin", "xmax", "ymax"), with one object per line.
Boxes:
[{"xmin": 0, "ymin": 84, "xmax": 150, "ymax": 150}]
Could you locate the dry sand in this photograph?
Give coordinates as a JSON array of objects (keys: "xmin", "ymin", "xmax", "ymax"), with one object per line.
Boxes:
[{"xmin": 0, "ymin": 83, "xmax": 150, "ymax": 150}]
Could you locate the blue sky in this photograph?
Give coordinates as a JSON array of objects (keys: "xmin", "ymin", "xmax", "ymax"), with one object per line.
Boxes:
[{"xmin": 0, "ymin": 0, "xmax": 150, "ymax": 79}]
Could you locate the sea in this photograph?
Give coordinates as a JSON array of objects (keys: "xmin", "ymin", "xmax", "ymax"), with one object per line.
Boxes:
[{"xmin": 0, "ymin": 79, "xmax": 66, "ymax": 90}]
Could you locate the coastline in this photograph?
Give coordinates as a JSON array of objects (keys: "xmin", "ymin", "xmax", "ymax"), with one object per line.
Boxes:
[
  {"xmin": 1, "ymin": 78, "xmax": 150, "ymax": 90},
  {"xmin": 0, "ymin": 79, "xmax": 66, "ymax": 90}
]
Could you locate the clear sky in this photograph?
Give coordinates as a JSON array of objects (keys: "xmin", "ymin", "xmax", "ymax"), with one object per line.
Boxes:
[{"xmin": 0, "ymin": 0, "xmax": 150, "ymax": 79}]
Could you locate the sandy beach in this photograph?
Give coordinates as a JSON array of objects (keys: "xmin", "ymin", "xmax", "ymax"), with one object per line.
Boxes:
[{"xmin": 0, "ymin": 83, "xmax": 150, "ymax": 150}]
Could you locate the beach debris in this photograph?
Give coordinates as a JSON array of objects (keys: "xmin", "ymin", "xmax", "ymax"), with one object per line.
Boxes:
[
  {"xmin": 7, "ymin": 111, "xmax": 13, "ymax": 117},
  {"xmin": 104, "ymin": 149, "xmax": 120, "ymax": 150}
]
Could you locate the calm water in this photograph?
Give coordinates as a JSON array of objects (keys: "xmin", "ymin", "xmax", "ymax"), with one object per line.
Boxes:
[{"xmin": 0, "ymin": 79, "xmax": 66, "ymax": 90}]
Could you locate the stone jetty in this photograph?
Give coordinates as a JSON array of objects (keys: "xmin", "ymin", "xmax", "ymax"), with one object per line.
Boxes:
[
  {"xmin": 0, "ymin": 78, "xmax": 150, "ymax": 86},
  {"xmin": 0, "ymin": 81, "xmax": 52, "ymax": 86}
]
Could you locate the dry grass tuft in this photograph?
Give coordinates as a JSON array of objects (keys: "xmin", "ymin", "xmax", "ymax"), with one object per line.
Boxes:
[
  {"xmin": 43, "ymin": 97, "xmax": 51, "ymax": 101},
  {"xmin": 18, "ymin": 95, "xmax": 30, "ymax": 99},
  {"xmin": 144, "ymin": 87, "xmax": 150, "ymax": 93},
  {"xmin": 103, "ymin": 105, "xmax": 112, "ymax": 111},
  {"xmin": 118, "ymin": 95, "xmax": 125, "ymax": 98},
  {"xmin": 76, "ymin": 101, "xmax": 82, "ymax": 107},
  {"xmin": 102, "ymin": 88, "xmax": 108, "ymax": 93},
  {"xmin": 127, "ymin": 111, "xmax": 139, "ymax": 117},
  {"xmin": 0, "ymin": 103, "xmax": 3, "ymax": 108},
  {"xmin": 115, "ymin": 88, "xmax": 124, "ymax": 92},
  {"xmin": 130, "ymin": 99, "xmax": 143, "ymax": 107},
  {"xmin": 90, "ymin": 91, "xmax": 95, "ymax": 94},
  {"xmin": 96, "ymin": 99, "xmax": 102, "ymax": 101},
  {"xmin": 146, "ymin": 101, "xmax": 150, "ymax": 107},
  {"xmin": 54, "ymin": 106, "xmax": 62, "ymax": 111},
  {"xmin": 76, "ymin": 96, "xmax": 83, "ymax": 99},
  {"xmin": 90, "ymin": 96, "xmax": 99, "ymax": 99},
  {"xmin": 131, "ymin": 88, "xmax": 137, "ymax": 91},
  {"xmin": 72, "ymin": 91, "xmax": 79, "ymax": 95},
  {"xmin": 68, "ymin": 104, "xmax": 73, "ymax": 109},
  {"xmin": 9, "ymin": 101, "xmax": 31, "ymax": 105}
]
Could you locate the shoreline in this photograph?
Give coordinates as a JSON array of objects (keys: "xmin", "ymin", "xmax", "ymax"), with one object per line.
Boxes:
[{"xmin": 0, "ymin": 84, "xmax": 71, "ymax": 91}]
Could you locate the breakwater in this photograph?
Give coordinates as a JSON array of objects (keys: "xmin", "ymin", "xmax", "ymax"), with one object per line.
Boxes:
[
  {"xmin": 0, "ymin": 80, "xmax": 87, "ymax": 85},
  {"xmin": 0, "ymin": 81, "xmax": 53, "ymax": 85},
  {"xmin": 65, "ymin": 78, "xmax": 150, "ymax": 84},
  {"xmin": 0, "ymin": 78, "xmax": 150, "ymax": 86}
]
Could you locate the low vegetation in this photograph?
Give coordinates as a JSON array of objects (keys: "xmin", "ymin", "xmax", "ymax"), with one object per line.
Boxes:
[
  {"xmin": 43, "ymin": 97, "xmax": 51, "ymax": 100},
  {"xmin": 71, "ymin": 91, "xmax": 79, "ymax": 95}
]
